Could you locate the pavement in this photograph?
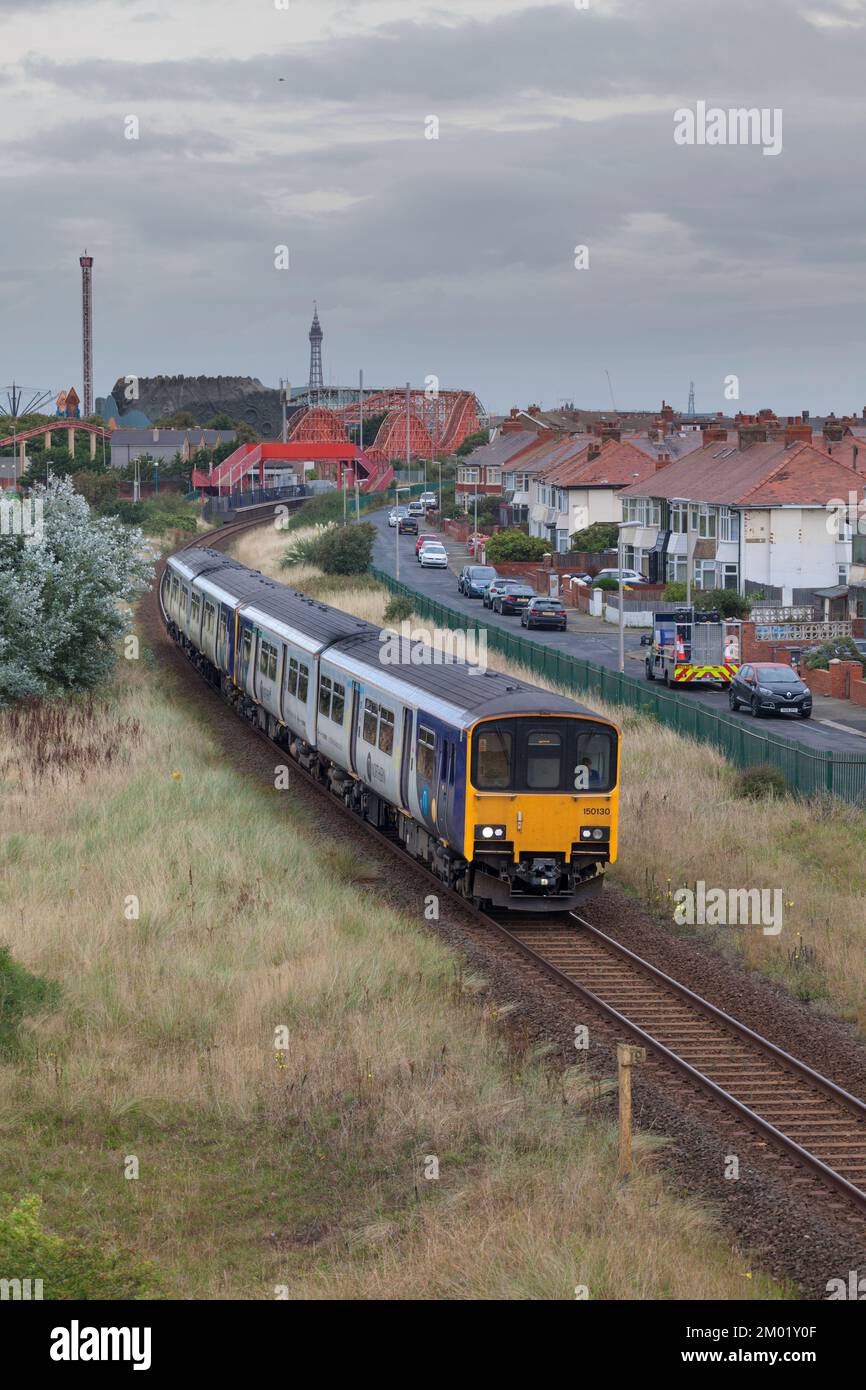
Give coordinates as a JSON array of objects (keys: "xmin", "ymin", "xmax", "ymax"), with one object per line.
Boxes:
[{"xmin": 371, "ymin": 511, "xmax": 866, "ymax": 756}]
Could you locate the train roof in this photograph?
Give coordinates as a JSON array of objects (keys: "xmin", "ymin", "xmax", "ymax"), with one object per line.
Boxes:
[{"xmin": 172, "ymin": 547, "xmax": 614, "ymax": 728}]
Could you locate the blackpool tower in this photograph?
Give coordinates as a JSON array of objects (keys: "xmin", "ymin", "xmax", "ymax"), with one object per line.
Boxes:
[{"xmin": 307, "ymin": 303, "xmax": 323, "ymax": 401}]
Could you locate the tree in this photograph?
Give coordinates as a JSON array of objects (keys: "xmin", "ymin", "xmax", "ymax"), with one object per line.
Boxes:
[
  {"xmin": 284, "ymin": 522, "xmax": 375, "ymax": 575},
  {"xmin": 485, "ymin": 531, "xmax": 549, "ymax": 562},
  {"xmin": 0, "ymin": 476, "xmax": 153, "ymax": 702},
  {"xmin": 206, "ymin": 412, "xmax": 236, "ymax": 430},
  {"xmin": 662, "ymin": 583, "xmax": 751, "ymax": 619},
  {"xmin": 569, "ymin": 521, "xmax": 618, "ymax": 552},
  {"xmin": 455, "ymin": 429, "xmax": 489, "ymax": 456}
]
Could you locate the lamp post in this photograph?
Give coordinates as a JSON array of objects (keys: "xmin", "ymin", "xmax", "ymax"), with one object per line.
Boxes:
[
  {"xmin": 394, "ymin": 484, "xmax": 410, "ymax": 580},
  {"xmin": 617, "ymin": 520, "xmax": 641, "ymax": 674}
]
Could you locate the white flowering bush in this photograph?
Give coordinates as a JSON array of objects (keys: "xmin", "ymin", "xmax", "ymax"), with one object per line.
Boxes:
[{"xmin": 0, "ymin": 476, "xmax": 154, "ymax": 702}]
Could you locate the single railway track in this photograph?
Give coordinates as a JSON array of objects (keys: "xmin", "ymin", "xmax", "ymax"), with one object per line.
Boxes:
[{"xmin": 164, "ymin": 512, "xmax": 866, "ymax": 1221}]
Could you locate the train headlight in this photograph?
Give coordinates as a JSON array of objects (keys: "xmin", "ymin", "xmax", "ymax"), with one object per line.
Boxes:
[
  {"xmin": 476, "ymin": 824, "xmax": 506, "ymax": 841},
  {"xmin": 580, "ymin": 825, "xmax": 610, "ymax": 843}
]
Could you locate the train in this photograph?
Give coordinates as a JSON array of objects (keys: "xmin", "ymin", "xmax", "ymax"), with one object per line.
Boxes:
[{"xmin": 161, "ymin": 547, "xmax": 620, "ymax": 911}]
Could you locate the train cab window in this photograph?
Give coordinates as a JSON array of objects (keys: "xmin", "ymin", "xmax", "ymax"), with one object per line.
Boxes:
[
  {"xmin": 363, "ymin": 698, "xmax": 379, "ymax": 743},
  {"xmin": 378, "ymin": 706, "xmax": 394, "ymax": 755},
  {"xmin": 203, "ymin": 601, "xmax": 216, "ymax": 635},
  {"xmin": 574, "ymin": 731, "xmax": 615, "ymax": 791},
  {"xmin": 190, "ymin": 594, "xmax": 201, "ymax": 625},
  {"xmin": 259, "ymin": 640, "xmax": 278, "ymax": 682},
  {"xmin": 474, "ymin": 727, "xmax": 512, "ymax": 789},
  {"xmin": 319, "ymin": 675, "xmax": 333, "ymax": 716},
  {"xmin": 417, "ymin": 726, "xmax": 436, "ymax": 779},
  {"xmin": 527, "ymin": 731, "xmax": 562, "ymax": 789}
]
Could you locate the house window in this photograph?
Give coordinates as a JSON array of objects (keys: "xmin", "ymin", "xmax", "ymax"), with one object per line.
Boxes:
[
  {"xmin": 417, "ymin": 726, "xmax": 436, "ymax": 779},
  {"xmin": 722, "ymin": 563, "xmax": 739, "ymax": 591},
  {"xmin": 839, "ymin": 563, "xmax": 850, "ymax": 584},
  {"xmin": 698, "ymin": 506, "xmax": 717, "ymax": 539},
  {"xmin": 488, "ymin": 467, "xmax": 501, "ymax": 485},
  {"xmin": 666, "ymin": 555, "xmax": 687, "ymax": 583},
  {"xmin": 693, "ymin": 560, "xmax": 716, "ymax": 590},
  {"xmin": 622, "ymin": 497, "xmax": 660, "ymax": 527},
  {"xmin": 669, "ymin": 503, "xmax": 687, "ymax": 534},
  {"xmin": 556, "ymin": 529, "xmax": 569, "ymax": 554},
  {"xmin": 719, "ymin": 507, "xmax": 739, "ymax": 542}
]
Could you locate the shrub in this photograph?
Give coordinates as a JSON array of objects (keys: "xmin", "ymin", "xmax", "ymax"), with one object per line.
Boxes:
[
  {"xmin": 803, "ymin": 636, "xmax": 866, "ymax": 672},
  {"xmin": 284, "ymin": 522, "xmax": 376, "ymax": 575},
  {"xmin": 485, "ymin": 531, "xmax": 548, "ymax": 562},
  {"xmin": 593, "ymin": 576, "xmax": 620, "ymax": 592},
  {"xmin": 735, "ymin": 764, "xmax": 789, "ymax": 801},
  {"xmin": 384, "ymin": 596, "xmax": 415, "ymax": 624},
  {"xmin": 660, "ymin": 583, "xmax": 750, "ymax": 618},
  {"xmin": 0, "ymin": 1194, "xmax": 159, "ymax": 1300},
  {"xmin": 0, "ymin": 947, "xmax": 59, "ymax": 1058},
  {"xmin": 569, "ymin": 522, "xmax": 618, "ymax": 552}
]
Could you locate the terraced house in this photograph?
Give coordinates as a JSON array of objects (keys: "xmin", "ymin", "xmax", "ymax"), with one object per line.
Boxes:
[
  {"xmin": 528, "ymin": 438, "xmax": 665, "ymax": 553},
  {"xmin": 616, "ymin": 438, "xmax": 863, "ymax": 603}
]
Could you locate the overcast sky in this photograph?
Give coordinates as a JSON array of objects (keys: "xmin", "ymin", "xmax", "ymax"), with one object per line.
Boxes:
[{"xmin": 1, "ymin": 0, "xmax": 865, "ymax": 416}]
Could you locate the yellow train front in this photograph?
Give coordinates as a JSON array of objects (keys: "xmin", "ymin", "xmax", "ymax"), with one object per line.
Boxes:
[{"xmin": 457, "ymin": 701, "xmax": 619, "ymax": 911}]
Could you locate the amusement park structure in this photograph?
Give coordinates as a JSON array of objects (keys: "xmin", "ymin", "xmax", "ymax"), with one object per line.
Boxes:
[{"xmin": 289, "ymin": 388, "xmax": 484, "ymax": 463}]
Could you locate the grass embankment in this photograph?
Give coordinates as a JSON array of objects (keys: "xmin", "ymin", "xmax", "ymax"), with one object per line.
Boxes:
[
  {"xmin": 234, "ymin": 526, "xmax": 866, "ymax": 1034},
  {"xmin": 0, "ymin": 647, "xmax": 777, "ymax": 1299}
]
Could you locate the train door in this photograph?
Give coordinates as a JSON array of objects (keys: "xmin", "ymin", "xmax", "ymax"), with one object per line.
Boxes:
[
  {"xmin": 436, "ymin": 737, "xmax": 452, "ymax": 837},
  {"xmin": 348, "ymin": 681, "xmax": 361, "ymax": 775},
  {"xmin": 399, "ymin": 709, "xmax": 413, "ymax": 811}
]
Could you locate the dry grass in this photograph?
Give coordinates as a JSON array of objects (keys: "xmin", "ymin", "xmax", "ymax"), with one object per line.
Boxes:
[
  {"xmin": 0, "ymin": 649, "xmax": 779, "ymax": 1300},
  {"xmin": 243, "ymin": 535, "xmax": 866, "ymax": 1032}
]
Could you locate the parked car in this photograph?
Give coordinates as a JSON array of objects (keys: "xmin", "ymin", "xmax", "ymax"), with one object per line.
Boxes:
[
  {"xmin": 419, "ymin": 491, "xmax": 438, "ymax": 510},
  {"xmin": 388, "ymin": 507, "xmax": 408, "ymax": 527},
  {"xmin": 415, "ymin": 532, "xmax": 438, "ymax": 556},
  {"xmin": 593, "ymin": 568, "xmax": 650, "ymax": 586},
  {"xmin": 728, "ymin": 663, "xmax": 812, "ymax": 719},
  {"xmin": 483, "ymin": 578, "xmax": 519, "ymax": 609},
  {"xmin": 493, "ymin": 584, "xmax": 536, "ymax": 615},
  {"xmin": 458, "ymin": 564, "xmax": 498, "ymax": 597},
  {"xmin": 567, "ymin": 572, "xmax": 593, "ymax": 587},
  {"xmin": 521, "ymin": 597, "xmax": 568, "ymax": 631},
  {"xmin": 398, "ymin": 515, "xmax": 418, "ymax": 534},
  {"xmin": 407, "ymin": 500, "xmax": 426, "ymax": 517},
  {"xmin": 418, "ymin": 542, "xmax": 448, "ymax": 569}
]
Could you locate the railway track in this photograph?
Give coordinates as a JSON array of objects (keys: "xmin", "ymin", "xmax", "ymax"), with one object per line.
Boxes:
[{"xmin": 166, "ymin": 511, "xmax": 866, "ymax": 1223}]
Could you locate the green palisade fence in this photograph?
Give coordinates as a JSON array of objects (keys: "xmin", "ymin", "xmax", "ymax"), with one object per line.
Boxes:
[{"xmin": 371, "ymin": 567, "xmax": 866, "ymax": 806}]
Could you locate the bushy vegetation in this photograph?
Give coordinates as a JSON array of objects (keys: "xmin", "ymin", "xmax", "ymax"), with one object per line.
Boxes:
[
  {"xmin": 0, "ymin": 947, "xmax": 59, "ymax": 1058},
  {"xmin": 455, "ymin": 429, "xmax": 489, "ymax": 456},
  {"xmin": 662, "ymin": 583, "xmax": 751, "ymax": 618},
  {"xmin": 569, "ymin": 522, "xmax": 618, "ymax": 552},
  {"xmin": 803, "ymin": 636, "xmax": 866, "ymax": 672},
  {"xmin": 0, "ymin": 476, "xmax": 153, "ymax": 702},
  {"xmin": 485, "ymin": 531, "xmax": 548, "ymax": 562},
  {"xmin": 735, "ymin": 764, "xmax": 790, "ymax": 801},
  {"xmin": 384, "ymin": 595, "xmax": 415, "ymax": 624},
  {"xmin": 593, "ymin": 576, "xmax": 620, "ymax": 592},
  {"xmin": 106, "ymin": 495, "xmax": 199, "ymax": 534},
  {"xmin": 0, "ymin": 1195, "xmax": 158, "ymax": 1300},
  {"xmin": 284, "ymin": 522, "xmax": 376, "ymax": 575}
]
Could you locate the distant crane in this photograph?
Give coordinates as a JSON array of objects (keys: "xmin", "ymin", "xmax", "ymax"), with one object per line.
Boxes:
[
  {"xmin": 604, "ymin": 369, "xmax": 618, "ymax": 415},
  {"xmin": 687, "ymin": 380, "xmax": 696, "ymax": 417}
]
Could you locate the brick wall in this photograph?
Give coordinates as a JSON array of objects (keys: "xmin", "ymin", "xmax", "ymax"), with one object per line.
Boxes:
[{"xmin": 808, "ymin": 667, "xmax": 832, "ymax": 696}]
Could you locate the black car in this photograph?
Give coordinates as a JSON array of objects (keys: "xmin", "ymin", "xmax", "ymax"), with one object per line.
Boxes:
[
  {"xmin": 521, "ymin": 597, "xmax": 568, "ymax": 630},
  {"xmin": 729, "ymin": 662, "xmax": 812, "ymax": 719},
  {"xmin": 458, "ymin": 564, "xmax": 498, "ymax": 597},
  {"xmin": 482, "ymin": 578, "xmax": 515, "ymax": 609},
  {"xmin": 398, "ymin": 516, "xmax": 418, "ymax": 534},
  {"xmin": 493, "ymin": 584, "xmax": 535, "ymax": 615}
]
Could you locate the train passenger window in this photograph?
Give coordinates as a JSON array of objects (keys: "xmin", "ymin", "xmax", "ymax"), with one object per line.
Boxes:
[
  {"xmin": 190, "ymin": 594, "xmax": 201, "ymax": 624},
  {"xmin": 331, "ymin": 682, "xmax": 345, "ymax": 725},
  {"xmin": 378, "ymin": 706, "xmax": 394, "ymax": 755},
  {"xmin": 242, "ymin": 630, "xmax": 252, "ymax": 668},
  {"xmin": 287, "ymin": 656, "xmax": 298, "ymax": 696},
  {"xmin": 203, "ymin": 601, "xmax": 216, "ymax": 634},
  {"xmin": 171, "ymin": 576, "xmax": 179, "ymax": 604},
  {"xmin": 363, "ymin": 698, "xmax": 379, "ymax": 743},
  {"xmin": 319, "ymin": 675, "xmax": 332, "ymax": 716},
  {"xmin": 475, "ymin": 727, "xmax": 512, "ymax": 789},
  {"xmin": 297, "ymin": 663, "xmax": 309, "ymax": 703},
  {"xmin": 574, "ymin": 731, "xmax": 615, "ymax": 791},
  {"xmin": 259, "ymin": 640, "xmax": 277, "ymax": 682},
  {"xmin": 416, "ymin": 726, "xmax": 436, "ymax": 779},
  {"xmin": 218, "ymin": 613, "xmax": 228, "ymax": 649},
  {"xmin": 527, "ymin": 731, "xmax": 562, "ymax": 789}
]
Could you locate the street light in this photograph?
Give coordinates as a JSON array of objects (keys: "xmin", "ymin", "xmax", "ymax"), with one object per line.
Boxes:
[
  {"xmin": 394, "ymin": 484, "xmax": 410, "ymax": 580},
  {"xmin": 617, "ymin": 520, "xmax": 641, "ymax": 674}
]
